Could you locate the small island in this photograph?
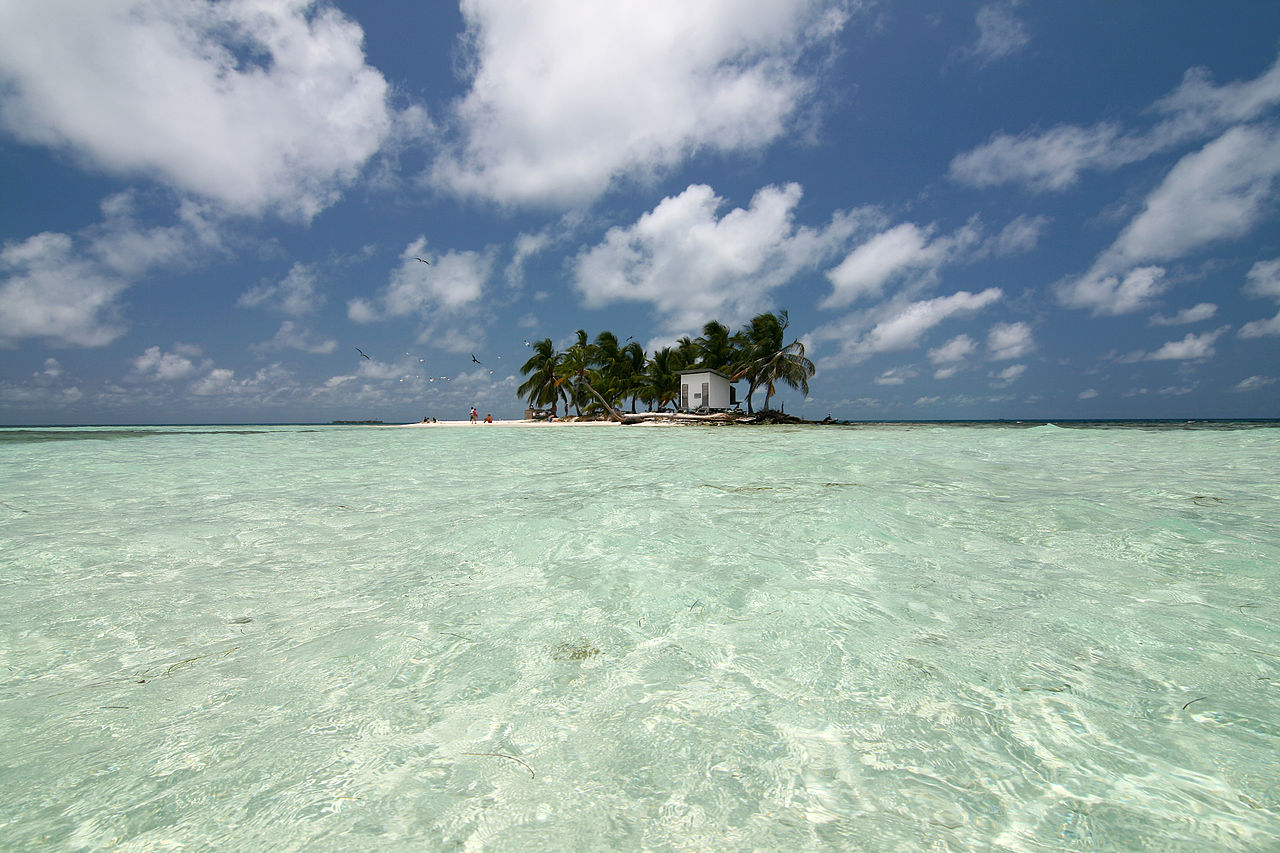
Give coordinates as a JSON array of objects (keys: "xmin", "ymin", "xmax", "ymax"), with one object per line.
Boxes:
[{"xmin": 517, "ymin": 311, "xmax": 814, "ymax": 424}]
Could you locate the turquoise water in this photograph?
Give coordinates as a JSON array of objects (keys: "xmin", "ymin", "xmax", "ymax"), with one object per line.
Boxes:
[{"xmin": 1, "ymin": 423, "xmax": 1278, "ymax": 851}]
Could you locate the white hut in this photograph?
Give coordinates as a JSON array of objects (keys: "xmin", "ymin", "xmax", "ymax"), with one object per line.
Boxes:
[{"xmin": 677, "ymin": 368, "xmax": 738, "ymax": 412}]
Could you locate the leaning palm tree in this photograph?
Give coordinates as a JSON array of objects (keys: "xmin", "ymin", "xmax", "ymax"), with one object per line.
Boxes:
[
  {"xmin": 731, "ymin": 311, "xmax": 788, "ymax": 413},
  {"xmin": 555, "ymin": 330, "xmax": 624, "ymax": 421},
  {"xmin": 518, "ymin": 338, "xmax": 562, "ymax": 416},
  {"xmin": 756, "ymin": 337, "xmax": 815, "ymax": 412}
]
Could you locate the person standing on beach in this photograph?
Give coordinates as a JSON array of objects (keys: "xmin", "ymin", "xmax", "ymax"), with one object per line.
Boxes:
[{"xmin": 469, "ymin": 407, "xmax": 478, "ymax": 423}]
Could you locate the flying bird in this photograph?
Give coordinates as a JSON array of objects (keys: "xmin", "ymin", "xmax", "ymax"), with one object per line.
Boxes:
[
  {"xmin": 471, "ymin": 354, "xmax": 482, "ymax": 365},
  {"xmin": 355, "ymin": 347, "xmax": 371, "ymax": 359},
  {"xmin": 415, "ymin": 257, "xmax": 430, "ymax": 265}
]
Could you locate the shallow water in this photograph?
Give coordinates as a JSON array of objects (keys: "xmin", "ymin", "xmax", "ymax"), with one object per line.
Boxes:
[{"xmin": 1, "ymin": 423, "xmax": 1278, "ymax": 851}]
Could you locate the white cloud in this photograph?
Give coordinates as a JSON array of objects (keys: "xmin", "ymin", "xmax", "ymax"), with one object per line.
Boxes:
[
  {"xmin": 0, "ymin": 191, "xmax": 226, "ymax": 349},
  {"xmin": 574, "ymin": 182, "xmax": 862, "ymax": 332},
  {"xmin": 1145, "ymin": 327, "xmax": 1228, "ymax": 361},
  {"xmin": 990, "ymin": 363, "xmax": 1026, "ymax": 383},
  {"xmin": 1245, "ymin": 258, "xmax": 1280, "ymax": 300},
  {"xmin": 1103, "ymin": 125, "xmax": 1280, "ymax": 268},
  {"xmin": 987, "ymin": 321, "xmax": 1034, "ymax": 360},
  {"xmin": 1231, "ymin": 375, "xmax": 1277, "ymax": 393},
  {"xmin": 822, "ymin": 219, "xmax": 984, "ymax": 309},
  {"xmin": 949, "ymin": 52, "xmax": 1280, "ymax": 192},
  {"xmin": 189, "ymin": 368, "xmax": 235, "ymax": 396},
  {"xmin": 968, "ymin": 2, "xmax": 1029, "ymax": 65},
  {"xmin": 347, "ymin": 298, "xmax": 380, "ymax": 325},
  {"xmin": 433, "ymin": 0, "xmax": 851, "ymax": 206},
  {"xmin": 988, "ymin": 214, "xmax": 1049, "ymax": 256},
  {"xmin": 384, "ymin": 240, "xmax": 492, "ymax": 315},
  {"xmin": 873, "ymin": 366, "xmax": 917, "ymax": 385},
  {"xmin": 1150, "ymin": 303, "xmax": 1218, "ymax": 326},
  {"xmin": 824, "ymin": 223, "xmax": 931, "ymax": 307},
  {"xmin": 949, "ymin": 123, "xmax": 1133, "ymax": 192},
  {"xmin": 814, "ymin": 288, "xmax": 1003, "ymax": 366},
  {"xmin": 132, "ymin": 344, "xmax": 200, "ymax": 380},
  {"xmin": 1154, "ymin": 54, "xmax": 1280, "ymax": 134},
  {"xmin": 0, "ymin": 231, "xmax": 128, "ymax": 348},
  {"xmin": 928, "ymin": 334, "xmax": 976, "ymax": 364},
  {"xmin": 252, "ymin": 320, "xmax": 337, "ymax": 355},
  {"xmin": 0, "ymin": 0, "xmax": 394, "ymax": 220},
  {"xmin": 1057, "ymin": 266, "xmax": 1167, "ymax": 316},
  {"xmin": 1239, "ymin": 309, "xmax": 1280, "ymax": 338},
  {"xmin": 1078, "ymin": 388, "xmax": 1098, "ymax": 399},
  {"xmin": 238, "ymin": 263, "xmax": 324, "ymax": 316},
  {"xmin": 37, "ymin": 358, "xmax": 64, "ymax": 379}
]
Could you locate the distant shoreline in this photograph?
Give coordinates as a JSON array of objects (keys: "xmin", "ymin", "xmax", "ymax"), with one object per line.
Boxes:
[{"xmin": 386, "ymin": 415, "xmax": 1280, "ymax": 430}]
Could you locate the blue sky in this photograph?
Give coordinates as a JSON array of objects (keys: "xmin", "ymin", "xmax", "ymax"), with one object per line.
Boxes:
[{"xmin": 1, "ymin": 0, "xmax": 1278, "ymax": 424}]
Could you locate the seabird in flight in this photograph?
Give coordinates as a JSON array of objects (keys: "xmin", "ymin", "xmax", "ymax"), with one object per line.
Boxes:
[
  {"xmin": 415, "ymin": 257, "xmax": 430, "ymax": 265},
  {"xmin": 355, "ymin": 347, "xmax": 371, "ymax": 359},
  {"xmin": 471, "ymin": 354, "xmax": 482, "ymax": 365}
]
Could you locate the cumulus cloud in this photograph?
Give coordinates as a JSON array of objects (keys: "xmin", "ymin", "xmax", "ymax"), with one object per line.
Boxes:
[
  {"xmin": 385, "ymin": 241, "xmax": 492, "ymax": 315},
  {"xmin": 347, "ymin": 239, "xmax": 495, "ymax": 354},
  {"xmin": 1144, "ymin": 327, "xmax": 1229, "ymax": 361},
  {"xmin": 928, "ymin": 334, "xmax": 976, "ymax": 364},
  {"xmin": 1245, "ymin": 258, "xmax": 1280, "ymax": 300},
  {"xmin": 822, "ymin": 219, "xmax": 984, "ymax": 309},
  {"xmin": 1150, "ymin": 303, "xmax": 1217, "ymax": 326},
  {"xmin": 990, "ymin": 363, "xmax": 1025, "ymax": 381},
  {"xmin": 1239, "ymin": 310, "xmax": 1280, "ymax": 338},
  {"xmin": 1078, "ymin": 388, "xmax": 1099, "ymax": 399},
  {"xmin": 824, "ymin": 223, "xmax": 932, "ymax": 307},
  {"xmin": 433, "ymin": 0, "xmax": 852, "ymax": 206},
  {"xmin": 813, "ymin": 288, "xmax": 1003, "ymax": 366},
  {"xmin": 1057, "ymin": 266, "xmax": 1167, "ymax": 316},
  {"xmin": 574, "ymin": 182, "xmax": 863, "ymax": 332},
  {"xmin": 1103, "ymin": 125, "xmax": 1280, "ymax": 268},
  {"xmin": 238, "ymin": 263, "xmax": 325, "ymax": 316},
  {"xmin": 0, "ymin": 191, "xmax": 226, "ymax": 348},
  {"xmin": 949, "ymin": 52, "xmax": 1280, "ymax": 192},
  {"xmin": 132, "ymin": 344, "xmax": 201, "ymax": 381},
  {"xmin": 987, "ymin": 321, "xmax": 1034, "ymax": 360},
  {"xmin": 0, "ymin": 231, "xmax": 128, "ymax": 348},
  {"xmin": 0, "ymin": 0, "xmax": 394, "ymax": 220}
]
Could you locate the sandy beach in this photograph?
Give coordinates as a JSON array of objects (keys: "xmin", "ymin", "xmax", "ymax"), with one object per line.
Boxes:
[
  {"xmin": 388, "ymin": 412, "xmax": 746, "ymax": 427},
  {"xmin": 389, "ymin": 418, "xmax": 625, "ymax": 427}
]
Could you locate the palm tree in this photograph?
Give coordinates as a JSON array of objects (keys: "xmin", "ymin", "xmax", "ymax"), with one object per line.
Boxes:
[
  {"xmin": 592, "ymin": 330, "xmax": 626, "ymax": 409},
  {"xmin": 518, "ymin": 338, "xmax": 562, "ymax": 416},
  {"xmin": 641, "ymin": 346, "xmax": 683, "ymax": 411},
  {"xmin": 619, "ymin": 340, "xmax": 646, "ymax": 412},
  {"xmin": 731, "ymin": 311, "xmax": 787, "ymax": 413},
  {"xmin": 756, "ymin": 337, "xmax": 815, "ymax": 412},
  {"xmin": 694, "ymin": 320, "xmax": 738, "ymax": 372},
  {"xmin": 674, "ymin": 335, "xmax": 699, "ymax": 370},
  {"xmin": 555, "ymin": 330, "xmax": 624, "ymax": 421}
]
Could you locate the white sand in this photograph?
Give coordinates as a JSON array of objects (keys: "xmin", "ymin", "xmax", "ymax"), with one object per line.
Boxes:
[{"xmin": 388, "ymin": 418, "xmax": 624, "ymax": 428}]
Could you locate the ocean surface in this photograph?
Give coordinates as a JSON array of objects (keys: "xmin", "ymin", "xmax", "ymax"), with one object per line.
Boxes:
[{"xmin": 1, "ymin": 422, "xmax": 1278, "ymax": 851}]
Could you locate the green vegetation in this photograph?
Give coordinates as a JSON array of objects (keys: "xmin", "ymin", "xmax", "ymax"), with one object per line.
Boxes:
[{"xmin": 518, "ymin": 311, "xmax": 815, "ymax": 418}]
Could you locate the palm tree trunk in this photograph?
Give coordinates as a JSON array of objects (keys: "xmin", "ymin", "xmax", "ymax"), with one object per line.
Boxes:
[{"xmin": 580, "ymin": 376, "xmax": 624, "ymax": 422}]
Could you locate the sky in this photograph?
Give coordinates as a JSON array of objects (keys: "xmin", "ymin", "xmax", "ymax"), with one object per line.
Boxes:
[{"xmin": 1, "ymin": 0, "xmax": 1278, "ymax": 424}]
